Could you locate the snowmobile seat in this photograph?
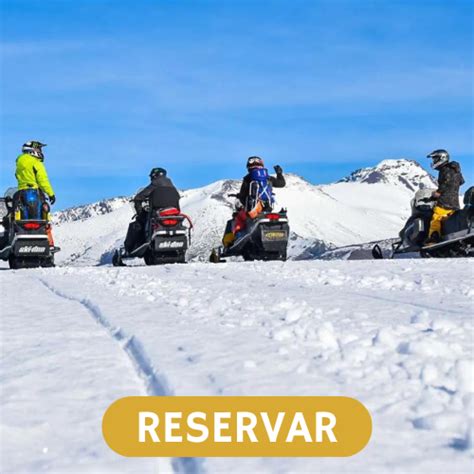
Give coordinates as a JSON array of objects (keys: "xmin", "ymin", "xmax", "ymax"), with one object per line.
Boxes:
[
  {"xmin": 442, "ymin": 209, "xmax": 470, "ymax": 236},
  {"xmin": 442, "ymin": 187, "xmax": 474, "ymax": 237}
]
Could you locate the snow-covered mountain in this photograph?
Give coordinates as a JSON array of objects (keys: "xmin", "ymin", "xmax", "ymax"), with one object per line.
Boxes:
[
  {"xmin": 54, "ymin": 196, "xmax": 130, "ymax": 224},
  {"xmin": 53, "ymin": 159, "xmax": 437, "ymax": 265},
  {"xmin": 340, "ymin": 159, "xmax": 437, "ymax": 191}
]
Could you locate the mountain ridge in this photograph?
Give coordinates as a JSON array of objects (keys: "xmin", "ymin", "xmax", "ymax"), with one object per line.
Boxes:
[
  {"xmin": 339, "ymin": 158, "xmax": 437, "ymax": 191},
  {"xmin": 55, "ymin": 160, "xmax": 436, "ymax": 224}
]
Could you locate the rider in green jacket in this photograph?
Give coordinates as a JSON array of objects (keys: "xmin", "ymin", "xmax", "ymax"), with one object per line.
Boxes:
[
  {"xmin": 0, "ymin": 141, "xmax": 56, "ymax": 249},
  {"xmin": 15, "ymin": 141, "xmax": 56, "ymax": 204}
]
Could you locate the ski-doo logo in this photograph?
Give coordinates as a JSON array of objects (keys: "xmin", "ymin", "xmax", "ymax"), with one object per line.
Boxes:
[
  {"xmin": 157, "ymin": 241, "xmax": 184, "ymax": 249},
  {"xmin": 18, "ymin": 245, "xmax": 47, "ymax": 254}
]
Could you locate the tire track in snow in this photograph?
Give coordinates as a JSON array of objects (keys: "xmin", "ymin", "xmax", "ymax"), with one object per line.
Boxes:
[
  {"xmin": 38, "ymin": 278, "xmax": 203, "ymax": 474},
  {"xmin": 345, "ymin": 290, "xmax": 467, "ymax": 315}
]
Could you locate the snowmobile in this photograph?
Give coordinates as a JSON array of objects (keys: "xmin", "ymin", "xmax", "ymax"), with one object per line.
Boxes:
[
  {"xmin": 113, "ymin": 202, "xmax": 193, "ymax": 266},
  {"xmin": 210, "ymin": 184, "xmax": 289, "ymax": 263},
  {"xmin": 0, "ymin": 188, "xmax": 60, "ymax": 269},
  {"xmin": 372, "ymin": 186, "xmax": 473, "ymax": 259}
]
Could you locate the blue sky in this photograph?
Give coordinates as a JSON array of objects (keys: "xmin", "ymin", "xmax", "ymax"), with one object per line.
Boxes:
[{"xmin": 0, "ymin": 0, "xmax": 472, "ymax": 209}]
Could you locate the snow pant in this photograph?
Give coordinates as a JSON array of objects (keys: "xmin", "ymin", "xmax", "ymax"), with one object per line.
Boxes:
[
  {"xmin": 222, "ymin": 210, "xmax": 248, "ymax": 248},
  {"xmin": 124, "ymin": 212, "xmax": 147, "ymax": 253},
  {"xmin": 222, "ymin": 219, "xmax": 235, "ymax": 248},
  {"xmin": 429, "ymin": 205, "xmax": 455, "ymax": 237},
  {"xmin": 233, "ymin": 209, "xmax": 248, "ymax": 234}
]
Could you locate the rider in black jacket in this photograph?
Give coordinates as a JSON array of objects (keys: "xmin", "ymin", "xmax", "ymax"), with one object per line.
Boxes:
[
  {"xmin": 427, "ymin": 149, "xmax": 465, "ymax": 241},
  {"xmin": 133, "ymin": 168, "xmax": 180, "ymax": 213},
  {"xmin": 124, "ymin": 168, "xmax": 180, "ymax": 252}
]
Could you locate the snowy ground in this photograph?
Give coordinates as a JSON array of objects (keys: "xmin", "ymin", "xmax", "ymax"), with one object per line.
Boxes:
[{"xmin": 1, "ymin": 259, "xmax": 473, "ymax": 473}]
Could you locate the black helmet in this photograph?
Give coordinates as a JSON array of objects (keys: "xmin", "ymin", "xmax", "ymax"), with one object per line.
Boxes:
[
  {"xmin": 246, "ymin": 156, "xmax": 264, "ymax": 170},
  {"xmin": 149, "ymin": 167, "xmax": 167, "ymax": 179},
  {"xmin": 22, "ymin": 140, "xmax": 47, "ymax": 161},
  {"xmin": 427, "ymin": 149, "xmax": 450, "ymax": 170}
]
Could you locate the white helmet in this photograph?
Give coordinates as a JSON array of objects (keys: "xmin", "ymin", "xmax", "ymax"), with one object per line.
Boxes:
[{"xmin": 22, "ymin": 140, "xmax": 47, "ymax": 161}]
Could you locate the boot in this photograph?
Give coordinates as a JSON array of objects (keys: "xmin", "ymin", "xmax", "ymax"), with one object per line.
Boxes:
[{"xmin": 425, "ymin": 232, "xmax": 441, "ymax": 246}]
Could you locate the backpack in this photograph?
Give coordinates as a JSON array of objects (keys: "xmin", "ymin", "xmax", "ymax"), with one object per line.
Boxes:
[
  {"xmin": 248, "ymin": 168, "xmax": 274, "ymax": 208},
  {"xmin": 20, "ymin": 189, "xmax": 42, "ymax": 219}
]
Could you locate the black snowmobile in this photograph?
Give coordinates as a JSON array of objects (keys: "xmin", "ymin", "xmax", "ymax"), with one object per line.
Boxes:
[
  {"xmin": 210, "ymin": 185, "xmax": 289, "ymax": 263},
  {"xmin": 372, "ymin": 186, "xmax": 473, "ymax": 259},
  {"xmin": 0, "ymin": 188, "xmax": 60, "ymax": 269},
  {"xmin": 113, "ymin": 202, "xmax": 193, "ymax": 266}
]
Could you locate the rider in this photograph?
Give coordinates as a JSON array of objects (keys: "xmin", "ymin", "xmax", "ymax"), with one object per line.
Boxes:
[
  {"xmin": 236, "ymin": 156, "xmax": 285, "ymax": 208},
  {"xmin": 223, "ymin": 156, "xmax": 286, "ymax": 247},
  {"xmin": 124, "ymin": 167, "xmax": 181, "ymax": 252},
  {"xmin": 426, "ymin": 149, "xmax": 465, "ymax": 243},
  {"xmin": 0, "ymin": 141, "xmax": 56, "ymax": 250},
  {"xmin": 16, "ymin": 140, "xmax": 56, "ymax": 209}
]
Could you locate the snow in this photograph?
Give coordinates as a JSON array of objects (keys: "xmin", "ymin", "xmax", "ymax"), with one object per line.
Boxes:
[
  {"xmin": 0, "ymin": 275, "xmax": 159, "ymax": 473},
  {"xmin": 1, "ymin": 259, "xmax": 473, "ymax": 473}
]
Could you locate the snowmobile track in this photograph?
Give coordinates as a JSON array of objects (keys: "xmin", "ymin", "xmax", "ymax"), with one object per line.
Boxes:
[
  {"xmin": 39, "ymin": 278, "xmax": 203, "ymax": 474},
  {"xmin": 345, "ymin": 290, "xmax": 467, "ymax": 316}
]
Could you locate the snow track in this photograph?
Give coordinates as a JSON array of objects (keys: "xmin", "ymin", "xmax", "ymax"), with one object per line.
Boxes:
[
  {"xmin": 0, "ymin": 274, "xmax": 156, "ymax": 473},
  {"xmin": 39, "ymin": 279, "xmax": 172, "ymax": 397},
  {"xmin": 38, "ymin": 278, "xmax": 202, "ymax": 474}
]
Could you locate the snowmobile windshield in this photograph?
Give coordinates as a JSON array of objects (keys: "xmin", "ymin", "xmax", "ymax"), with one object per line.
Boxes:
[
  {"xmin": 4, "ymin": 187, "xmax": 18, "ymax": 199},
  {"xmin": 130, "ymin": 187, "xmax": 145, "ymax": 209},
  {"xmin": 412, "ymin": 189, "xmax": 436, "ymax": 212},
  {"xmin": 0, "ymin": 199, "xmax": 8, "ymax": 219}
]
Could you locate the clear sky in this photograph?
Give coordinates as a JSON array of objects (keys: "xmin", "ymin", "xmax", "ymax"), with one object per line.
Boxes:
[{"xmin": 0, "ymin": 0, "xmax": 472, "ymax": 209}]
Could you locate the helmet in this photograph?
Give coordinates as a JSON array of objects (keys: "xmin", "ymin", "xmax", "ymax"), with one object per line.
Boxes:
[
  {"xmin": 22, "ymin": 140, "xmax": 46, "ymax": 161},
  {"xmin": 149, "ymin": 167, "xmax": 167, "ymax": 179},
  {"xmin": 427, "ymin": 149, "xmax": 449, "ymax": 170},
  {"xmin": 246, "ymin": 156, "xmax": 264, "ymax": 170}
]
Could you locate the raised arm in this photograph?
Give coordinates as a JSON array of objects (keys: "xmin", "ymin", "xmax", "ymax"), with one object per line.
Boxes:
[{"xmin": 270, "ymin": 165, "xmax": 286, "ymax": 188}]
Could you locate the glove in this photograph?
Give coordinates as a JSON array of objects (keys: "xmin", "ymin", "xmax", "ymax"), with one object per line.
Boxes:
[
  {"xmin": 274, "ymin": 165, "xmax": 283, "ymax": 175},
  {"xmin": 49, "ymin": 195, "xmax": 56, "ymax": 205}
]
